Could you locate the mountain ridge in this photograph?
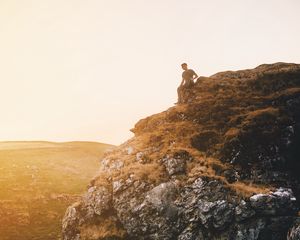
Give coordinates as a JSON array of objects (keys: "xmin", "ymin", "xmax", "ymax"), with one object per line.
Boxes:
[{"xmin": 63, "ymin": 62, "xmax": 300, "ymax": 240}]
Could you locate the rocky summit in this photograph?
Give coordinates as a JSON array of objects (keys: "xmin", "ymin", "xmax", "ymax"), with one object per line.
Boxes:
[{"xmin": 62, "ymin": 63, "xmax": 300, "ymax": 240}]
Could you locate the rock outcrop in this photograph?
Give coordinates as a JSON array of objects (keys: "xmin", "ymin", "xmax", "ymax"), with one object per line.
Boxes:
[{"xmin": 62, "ymin": 63, "xmax": 300, "ymax": 240}]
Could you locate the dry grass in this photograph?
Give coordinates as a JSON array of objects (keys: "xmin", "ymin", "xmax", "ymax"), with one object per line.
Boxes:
[
  {"xmin": 79, "ymin": 217, "xmax": 127, "ymax": 239},
  {"xmin": 224, "ymin": 128, "xmax": 240, "ymax": 139},
  {"xmin": 229, "ymin": 181, "xmax": 272, "ymax": 198},
  {"xmin": 245, "ymin": 107, "xmax": 279, "ymax": 121},
  {"xmin": 114, "ymin": 162, "xmax": 167, "ymax": 185},
  {"xmin": 92, "ymin": 172, "xmax": 112, "ymax": 190},
  {"xmin": 0, "ymin": 141, "xmax": 113, "ymax": 240}
]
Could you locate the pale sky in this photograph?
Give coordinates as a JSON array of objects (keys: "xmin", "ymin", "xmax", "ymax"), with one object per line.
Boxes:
[{"xmin": 0, "ymin": 0, "xmax": 300, "ymax": 145}]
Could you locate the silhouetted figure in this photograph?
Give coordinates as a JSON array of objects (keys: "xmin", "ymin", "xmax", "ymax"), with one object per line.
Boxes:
[{"xmin": 177, "ymin": 63, "xmax": 198, "ymax": 104}]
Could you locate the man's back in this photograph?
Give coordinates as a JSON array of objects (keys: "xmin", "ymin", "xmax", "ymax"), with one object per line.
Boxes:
[{"xmin": 182, "ymin": 69, "xmax": 196, "ymax": 86}]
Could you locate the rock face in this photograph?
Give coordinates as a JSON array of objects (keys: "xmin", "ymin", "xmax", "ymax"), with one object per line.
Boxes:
[
  {"xmin": 288, "ymin": 219, "xmax": 300, "ymax": 240},
  {"xmin": 62, "ymin": 63, "xmax": 300, "ymax": 240}
]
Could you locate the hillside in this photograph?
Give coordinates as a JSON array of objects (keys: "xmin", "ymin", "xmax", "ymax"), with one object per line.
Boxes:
[
  {"xmin": 63, "ymin": 63, "xmax": 300, "ymax": 240},
  {"xmin": 0, "ymin": 141, "xmax": 114, "ymax": 240}
]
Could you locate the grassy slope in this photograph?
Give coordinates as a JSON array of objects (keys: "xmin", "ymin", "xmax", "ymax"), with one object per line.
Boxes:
[{"xmin": 0, "ymin": 141, "xmax": 114, "ymax": 240}]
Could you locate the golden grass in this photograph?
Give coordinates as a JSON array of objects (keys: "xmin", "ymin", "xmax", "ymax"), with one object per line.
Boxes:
[
  {"xmin": 245, "ymin": 107, "xmax": 279, "ymax": 121},
  {"xmin": 92, "ymin": 172, "xmax": 112, "ymax": 190},
  {"xmin": 111, "ymin": 162, "xmax": 167, "ymax": 185},
  {"xmin": 79, "ymin": 217, "xmax": 127, "ymax": 239},
  {"xmin": 224, "ymin": 128, "xmax": 240, "ymax": 139},
  {"xmin": 229, "ymin": 181, "xmax": 272, "ymax": 198},
  {"xmin": 0, "ymin": 141, "xmax": 112, "ymax": 240}
]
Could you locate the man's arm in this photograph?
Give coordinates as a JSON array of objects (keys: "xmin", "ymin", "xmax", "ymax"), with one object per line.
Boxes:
[
  {"xmin": 180, "ymin": 78, "xmax": 185, "ymax": 86},
  {"xmin": 193, "ymin": 71, "xmax": 198, "ymax": 80}
]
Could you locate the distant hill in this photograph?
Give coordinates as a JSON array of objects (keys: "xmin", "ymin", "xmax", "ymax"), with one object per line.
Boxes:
[{"xmin": 0, "ymin": 141, "xmax": 114, "ymax": 240}]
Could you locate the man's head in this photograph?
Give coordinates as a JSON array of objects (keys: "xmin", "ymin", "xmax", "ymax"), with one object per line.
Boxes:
[{"xmin": 181, "ymin": 63, "xmax": 188, "ymax": 70}]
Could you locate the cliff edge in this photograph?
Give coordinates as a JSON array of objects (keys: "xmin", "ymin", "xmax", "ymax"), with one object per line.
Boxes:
[{"xmin": 62, "ymin": 63, "xmax": 300, "ymax": 240}]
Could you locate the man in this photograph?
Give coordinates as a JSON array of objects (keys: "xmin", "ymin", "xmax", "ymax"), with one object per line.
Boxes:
[{"xmin": 177, "ymin": 63, "xmax": 198, "ymax": 103}]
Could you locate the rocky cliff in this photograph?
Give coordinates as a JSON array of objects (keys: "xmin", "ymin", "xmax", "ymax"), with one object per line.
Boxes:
[{"xmin": 62, "ymin": 63, "xmax": 300, "ymax": 240}]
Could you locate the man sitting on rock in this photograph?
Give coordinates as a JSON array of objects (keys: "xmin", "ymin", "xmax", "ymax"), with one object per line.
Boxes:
[{"xmin": 177, "ymin": 63, "xmax": 198, "ymax": 104}]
